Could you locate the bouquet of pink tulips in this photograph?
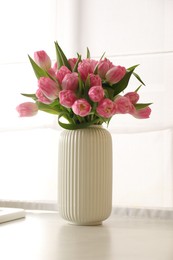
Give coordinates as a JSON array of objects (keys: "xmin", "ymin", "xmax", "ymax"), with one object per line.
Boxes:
[{"xmin": 16, "ymin": 42, "xmax": 152, "ymax": 129}]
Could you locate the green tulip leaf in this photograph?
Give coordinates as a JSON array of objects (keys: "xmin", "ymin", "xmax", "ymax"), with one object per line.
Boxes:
[
  {"xmin": 87, "ymin": 47, "xmax": 90, "ymax": 59},
  {"xmin": 135, "ymin": 85, "xmax": 142, "ymax": 92},
  {"xmin": 54, "ymin": 41, "xmax": 71, "ymax": 70},
  {"xmin": 73, "ymin": 55, "xmax": 82, "ymax": 72},
  {"xmin": 134, "ymin": 103, "xmax": 152, "ymax": 110},
  {"xmin": 54, "ymin": 42, "xmax": 63, "ymax": 68},
  {"xmin": 99, "ymin": 51, "xmax": 106, "ymax": 61},
  {"xmin": 133, "ymin": 72, "xmax": 145, "ymax": 86},
  {"xmin": 37, "ymin": 102, "xmax": 61, "ymax": 115},
  {"xmin": 21, "ymin": 93, "xmax": 37, "ymax": 101},
  {"xmin": 84, "ymin": 75, "xmax": 90, "ymax": 100},
  {"xmin": 93, "ymin": 52, "xmax": 105, "ymax": 74},
  {"xmin": 127, "ymin": 64, "xmax": 139, "ymax": 71},
  {"xmin": 77, "ymin": 73, "xmax": 84, "ymax": 97},
  {"xmin": 28, "ymin": 56, "xmax": 48, "ymax": 79}
]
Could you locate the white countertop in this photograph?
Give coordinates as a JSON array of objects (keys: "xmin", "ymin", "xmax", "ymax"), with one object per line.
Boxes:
[{"xmin": 0, "ymin": 210, "xmax": 173, "ymax": 260}]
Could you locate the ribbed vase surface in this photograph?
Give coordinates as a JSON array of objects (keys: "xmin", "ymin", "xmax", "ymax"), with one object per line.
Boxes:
[{"xmin": 58, "ymin": 126, "xmax": 112, "ymax": 225}]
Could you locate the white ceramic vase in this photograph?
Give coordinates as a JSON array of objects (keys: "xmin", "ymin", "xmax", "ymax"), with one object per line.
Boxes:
[{"xmin": 58, "ymin": 125, "xmax": 112, "ymax": 225}]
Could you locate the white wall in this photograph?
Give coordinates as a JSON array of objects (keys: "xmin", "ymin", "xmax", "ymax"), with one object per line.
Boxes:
[{"xmin": 61, "ymin": 0, "xmax": 173, "ymax": 208}]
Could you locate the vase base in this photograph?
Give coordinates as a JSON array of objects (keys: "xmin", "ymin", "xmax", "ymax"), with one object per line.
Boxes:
[{"xmin": 67, "ymin": 221, "xmax": 102, "ymax": 226}]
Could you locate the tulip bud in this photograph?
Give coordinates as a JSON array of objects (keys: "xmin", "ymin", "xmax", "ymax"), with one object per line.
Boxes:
[
  {"xmin": 96, "ymin": 98, "xmax": 116, "ymax": 118},
  {"xmin": 16, "ymin": 102, "xmax": 38, "ymax": 117},
  {"xmin": 78, "ymin": 59, "xmax": 98, "ymax": 82},
  {"xmin": 106, "ymin": 66, "xmax": 126, "ymax": 84},
  {"xmin": 72, "ymin": 99, "xmax": 91, "ymax": 117},
  {"xmin": 59, "ymin": 90, "xmax": 77, "ymax": 108},
  {"xmin": 78, "ymin": 60, "xmax": 92, "ymax": 81},
  {"xmin": 114, "ymin": 96, "xmax": 135, "ymax": 114},
  {"xmin": 36, "ymin": 89, "xmax": 53, "ymax": 104},
  {"xmin": 34, "ymin": 50, "xmax": 51, "ymax": 70},
  {"xmin": 97, "ymin": 58, "xmax": 114, "ymax": 79},
  {"xmin": 124, "ymin": 92, "xmax": 139, "ymax": 104},
  {"xmin": 89, "ymin": 73, "xmax": 102, "ymax": 87},
  {"xmin": 131, "ymin": 106, "xmax": 151, "ymax": 119},
  {"xmin": 68, "ymin": 58, "xmax": 78, "ymax": 70},
  {"xmin": 61, "ymin": 72, "xmax": 78, "ymax": 91},
  {"xmin": 38, "ymin": 77, "xmax": 60, "ymax": 100},
  {"xmin": 88, "ymin": 86, "xmax": 104, "ymax": 102},
  {"xmin": 55, "ymin": 66, "xmax": 71, "ymax": 84}
]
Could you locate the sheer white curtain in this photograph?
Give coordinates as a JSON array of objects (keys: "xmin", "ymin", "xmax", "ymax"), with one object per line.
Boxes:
[{"xmin": 0, "ymin": 0, "xmax": 173, "ymax": 210}]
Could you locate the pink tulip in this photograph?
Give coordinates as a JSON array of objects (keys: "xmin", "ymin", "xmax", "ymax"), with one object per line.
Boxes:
[
  {"xmin": 61, "ymin": 72, "xmax": 78, "ymax": 91},
  {"xmin": 59, "ymin": 90, "xmax": 77, "ymax": 108},
  {"xmin": 53, "ymin": 62, "xmax": 58, "ymax": 72},
  {"xmin": 16, "ymin": 102, "xmax": 38, "ymax": 117},
  {"xmin": 34, "ymin": 50, "xmax": 51, "ymax": 71},
  {"xmin": 114, "ymin": 96, "xmax": 135, "ymax": 114},
  {"xmin": 78, "ymin": 60, "xmax": 92, "ymax": 81},
  {"xmin": 38, "ymin": 77, "xmax": 60, "ymax": 100},
  {"xmin": 47, "ymin": 68, "xmax": 56, "ymax": 78},
  {"xmin": 55, "ymin": 66, "xmax": 71, "ymax": 84},
  {"xmin": 68, "ymin": 58, "xmax": 78, "ymax": 70},
  {"xmin": 131, "ymin": 106, "xmax": 151, "ymax": 119},
  {"xmin": 88, "ymin": 86, "xmax": 104, "ymax": 102},
  {"xmin": 36, "ymin": 89, "xmax": 53, "ymax": 104},
  {"xmin": 106, "ymin": 66, "xmax": 126, "ymax": 84},
  {"xmin": 72, "ymin": 98, "xmax": 91, "ymax": 117},
  {"xmin": 124, "ymin": 92, "xmax": 139, "ymax": 104},
  {"xmin": 96, "ymin": 98, "xmax": 116, "ymax": 118},
  {"xmin": 89, "ymin": 73, "xmax": 102, "ymax": 87},
  {"xmin": 88, "ymin": 59, "xmax": 98, "ymax": 72},
  {"xmin": 78, "ymin": 59, "xmax": 98, "ymax": 81},
  {"xmin": 97, "ymin": 58, "xmax": 114, "ymax": 79}
]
